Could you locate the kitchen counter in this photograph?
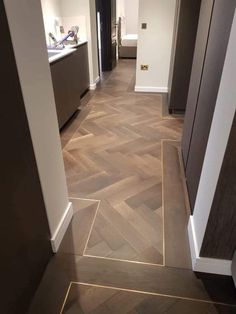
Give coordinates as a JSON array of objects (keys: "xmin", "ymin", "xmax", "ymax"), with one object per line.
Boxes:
[{"xmin": 48, "ymin": 40, "xmax": 87, "ymax": 64}]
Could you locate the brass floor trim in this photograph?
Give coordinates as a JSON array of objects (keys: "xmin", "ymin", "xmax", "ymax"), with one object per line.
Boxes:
[
  {"xmin": 60, "ymin": 282, "xmax": 73, "ymax": 314},
  {"xmin": 69, "ymin": 196, "xmax": 101, "ymax": 203},
  {"xmin": 161, "ymin": 140, "xmax": 166, "ymax": 266},
  {"xmin": 60, "ymin": 281, "xmax": 236, "ymax": 313},
  {"xmin": 83, "ymin": 254, "xmax": 165, "ymax": 267},
  {"xmin": 82, "ymin": 200, "xmax": 101, "ymax": 256}
]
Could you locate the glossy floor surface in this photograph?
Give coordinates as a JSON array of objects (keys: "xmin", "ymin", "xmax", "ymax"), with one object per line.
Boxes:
[{"xmin": 29, "ymin": 60, "xmax": 236, "ymax": 314}]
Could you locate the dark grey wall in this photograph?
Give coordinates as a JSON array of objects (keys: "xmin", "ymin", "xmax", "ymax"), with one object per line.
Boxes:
[
  {"xmin": 182, "ymin": 0, "xmax": 214, "ymax": 167},
  {"xmin": 182, "ymin": 0, "xmax": 236, "ymax": 211},
  {"xmin": 200, "ymin": 114, "xmax": 236, "ymax": 259},
  {"xmin": 0, "ymin": 3, "xmax": 52, "ymax": 313},
  {"xmin": 168, "ymin": 0, "xmax": 201, "ymax": 112}
]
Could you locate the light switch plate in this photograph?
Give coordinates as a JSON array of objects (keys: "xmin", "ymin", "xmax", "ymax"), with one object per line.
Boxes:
[{"xmin": 141, "ymin": 23, "xmax": 147, "ymax": 29}]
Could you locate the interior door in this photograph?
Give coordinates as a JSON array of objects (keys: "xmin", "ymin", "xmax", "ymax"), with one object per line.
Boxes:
[
  {"xmin": 111, "ymin": 0, "xmax": 117, "ymax": 69},
  {"xmin": 96, "ymin": 0, "xmax": 116, "ymax": 71}
]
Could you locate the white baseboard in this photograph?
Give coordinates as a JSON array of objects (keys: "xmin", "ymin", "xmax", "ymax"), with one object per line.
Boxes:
[
  {"xmin": 188, "ymin": 216, "xmax": 232, "ymax": 276},
  {"xmin": 90, "ymin": 76, "xmax": 100, "ymax": 90},
  {"xmin": 51, "ymin": 202, "xmax": 73, "ymax": 253},
  {"xmin": 135, "ymin": 86, "xmax": 168, "ymax": 93}
]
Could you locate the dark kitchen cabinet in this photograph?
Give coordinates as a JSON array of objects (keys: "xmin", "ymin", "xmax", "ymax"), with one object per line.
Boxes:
[
  {"xmin": 168, "ymin": 0, "xmax": 201, "ymax": 113},
  {"xmin": 74, "ymin": 43, "xmax": 90, "ymax": 96},
  {"xmin": 50, "ymin": 43, "xmax": 89, "ymax": 129},
  {"xmin": 182, "ymin": 0, "xmax": 236, "ymax": 212},
  {"xmin": 51, "ymin": 52, "xmax": 81, "ymax": 129}
]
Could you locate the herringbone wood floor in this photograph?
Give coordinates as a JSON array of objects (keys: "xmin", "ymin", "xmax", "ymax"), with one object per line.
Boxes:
[
  {"xmin": 29, "ymin": 61, "xmax": 236, "ymax": 314},
  {"xmin": 63, "ymin": 60, "xmax": 183, "ymax": 265}
]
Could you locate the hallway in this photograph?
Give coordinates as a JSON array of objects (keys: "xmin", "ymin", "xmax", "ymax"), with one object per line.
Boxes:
[
  {"xmin": 62, "ymin": 60, "xmax": 183, "ymax": 266},
  {"xmin": 30, "ymin": 60, "xmax": 236, "ymax": 313}
]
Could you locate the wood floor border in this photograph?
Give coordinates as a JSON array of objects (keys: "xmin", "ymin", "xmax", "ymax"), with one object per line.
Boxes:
[{"xmin": 60, "ymin": 281, "xmax": 236, "ymax": 313}]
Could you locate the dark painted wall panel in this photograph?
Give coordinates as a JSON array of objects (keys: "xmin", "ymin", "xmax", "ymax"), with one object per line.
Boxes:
[
  {"xmin": 0, "ymin": 3, "xmax": 52, "ymax": 313},
  {"xmin": 168, "ymin": 0, "xmax": 201, "ymax": 112},
  {"xmin": 182, "ymin": 0, "xmax": 214, "ymax": 168},
  {"xmin": 201, "ymin": 114, "xmax": 236, "ymax": 259},
  {"xmin": 184, "ymin": 0, "xmax": 236, "ymax": 211},
  {"xmin": 96, "ymin": 0, "xmax": 117, "ymax": 71}
]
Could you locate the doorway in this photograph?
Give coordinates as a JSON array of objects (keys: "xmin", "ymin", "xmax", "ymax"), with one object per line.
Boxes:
[{"xmin": 96, "ymin": 0, "xmax": 117, "ymax": 73}]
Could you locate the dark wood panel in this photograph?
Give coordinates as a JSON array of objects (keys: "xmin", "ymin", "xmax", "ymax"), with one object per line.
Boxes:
[
  {"xmin": 74, "ymin": 43, "xmax": 90, "ymax": 96},
  {"xmin": 51, "ymin": 53, "xmax": 81, "ymax": 129},
  {"xmin": 201, "ymin": 114, "xmax": 236, "ymax": 259},
  {"xmin": 182, "ymin": 0, "xmax": 214, "ymax": 167},
  {"xmin": 168, "ymin": 0, "xmax": 201, "ymax": 112},
  {"xmin": 96, "ymin": 0, "xmax": 117, "ymax": 71},
  {"xmin": 185, "ymin": 0, "xmax": 236, "ymax": 210},
  {"xmin": 0, "ymin": 3, "xmax": 52, "ymax": 313}
]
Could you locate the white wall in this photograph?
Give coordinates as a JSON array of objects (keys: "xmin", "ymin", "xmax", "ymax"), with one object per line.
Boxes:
[
  {"xmin": 188, "ymin": 10, "xmax": 236, "ymax": 274},
  {"xmin": 41, "ymin": 0, "xmax": 62, "ymax": 44},
  {"xmin": 135, "ymin": 0, "xmax": 176, "ymax": 93},
  {"xmin": 4, "ymin": 0, "xmax": 72, "ymax": 251},
  {"xmin": 125, "ymin": 0, "xmax": 139, "ymax": 34},
  {"xmin": 59, "ymin": 0, "xmax": 99, "ymax": 86},
  {"xmin": 117, "ymin": 0, "xmax": 139, "ymax": 34},
  {"xmin": 117, "ymin": 0, "xmax": 125, "ymax": 18}
]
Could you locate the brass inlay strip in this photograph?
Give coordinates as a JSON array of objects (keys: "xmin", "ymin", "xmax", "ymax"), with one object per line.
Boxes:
[
  {"xmin": 83, "ymin": 254, "xmax": 165, "ymax": 267},
  {"xmin": 161, "ymin": 140, "xmax": 166, "ymax": 266},
  {"xmin": 82, "ymin": 200, "xmax": 101, "ymax": 256},
  {"xmin": 60, "ymin": 282, "xmax": 72, "ymax": 314},
  {"xmin": 60, "ymin": 281, "xmax": 236, "ymax": 313},
  {"xmin": 69, "ymin": 196, "xmax": 101, "ymax": 202}
]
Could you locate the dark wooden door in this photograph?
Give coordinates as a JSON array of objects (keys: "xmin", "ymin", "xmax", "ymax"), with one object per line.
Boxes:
[
  {"xmin": 168, "ymin": 0, "xmax": 201, "ymax": 112},
  {"xmin": 96, "ymin": 0, "xmax": 117, "ymax": 71},
  {"xmin": 111, "ymin": 0, "xmax": 117, "ymax": 69},
  {"xmin": 182, "ymin": 0, "xmax": 214, "ymax": 167},
  {"xmin": 182, "ymin": 0, "xmax": 236, "ymax": 211}
]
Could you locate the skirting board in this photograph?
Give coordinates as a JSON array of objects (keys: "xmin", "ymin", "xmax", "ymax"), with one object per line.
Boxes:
[
  {"xmin": 188, "ymin": 216, "xmax": 232, "ymax": 276},
  {"xmin": 135, "ymin": 86, "xmax": 168, "ymax": 93},
  {"xmin": 51, "ymin": 202, "xmax": 73, "ymax": 253},
  {"xmin": 90, "ymin": 76, "xmax": 100, "ymax": 90}
]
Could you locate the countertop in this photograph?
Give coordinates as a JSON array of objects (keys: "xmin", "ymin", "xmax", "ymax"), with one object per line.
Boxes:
[{"xmin": 48, "ymin": 40, "xmax": 87, "ymax": 64}]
